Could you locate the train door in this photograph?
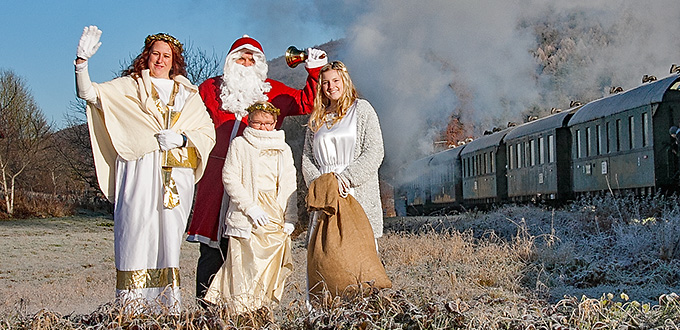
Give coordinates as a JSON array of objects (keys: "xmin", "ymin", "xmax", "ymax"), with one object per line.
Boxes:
[{"xmin": 654, "ymin": 101, "xmax": 680, "ymax": 191}]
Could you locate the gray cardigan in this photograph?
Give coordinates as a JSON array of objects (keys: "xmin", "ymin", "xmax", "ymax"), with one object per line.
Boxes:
[{"xmin": 302, "ymin": 99, "xmax": 385, "ymax": 238}]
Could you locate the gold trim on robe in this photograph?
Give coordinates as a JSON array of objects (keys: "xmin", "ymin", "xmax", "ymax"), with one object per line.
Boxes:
[
  {"xmin": 163, "ymin": 147, "xmax": 199, "ymax": 168},
  {"xmin": 116, "ymin": 267, "xmax": 180, "ymax": 290}
]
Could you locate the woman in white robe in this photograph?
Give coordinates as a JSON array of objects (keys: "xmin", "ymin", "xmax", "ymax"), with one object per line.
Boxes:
[{"xmin": 74, "ymin": 26, "xmax": 215, "ymax": 313}]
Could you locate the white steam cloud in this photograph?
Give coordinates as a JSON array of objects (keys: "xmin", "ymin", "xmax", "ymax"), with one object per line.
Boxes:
[
  {"xmin": 340, "ymin": 0, "xmax": 540, "ymax": 175},
  {"xmin": 251, "ymin": 0, "xmax": 680, "ymax": 178}
]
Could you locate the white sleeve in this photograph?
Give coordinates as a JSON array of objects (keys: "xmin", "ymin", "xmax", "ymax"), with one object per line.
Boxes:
[
  {"xmin": 74, "ymin": 61, "xmax": 100, "ymax": 108},
  {"xmin": 222, "ymin": 140, "xmax": 258, "ymax": 213}
]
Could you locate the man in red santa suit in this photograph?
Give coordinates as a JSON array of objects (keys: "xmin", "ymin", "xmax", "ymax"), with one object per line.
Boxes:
[{"xmin": 187, "ymin": 35, "xmax": 327, "ymax": 302}]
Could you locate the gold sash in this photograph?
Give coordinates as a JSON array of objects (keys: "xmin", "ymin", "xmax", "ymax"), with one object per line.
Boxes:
[{"xmin": 152, "ymin": 82, "xmax": 197, "ymax": 209}]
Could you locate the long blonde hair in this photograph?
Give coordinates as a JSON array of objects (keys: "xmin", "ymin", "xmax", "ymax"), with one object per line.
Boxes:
[{"xmin": 308, "ymin": 61, "xmax": 358, "ymax": 132}]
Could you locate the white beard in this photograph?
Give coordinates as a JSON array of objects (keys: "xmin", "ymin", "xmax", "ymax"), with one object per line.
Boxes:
[{"xmin": 219, "ymin": 51, "xmax": 272, "ymax": 118}]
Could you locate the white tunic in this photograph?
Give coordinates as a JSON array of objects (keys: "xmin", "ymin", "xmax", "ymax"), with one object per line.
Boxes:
[
  {"xmin": 110, "ymin": 78, "xmax": 192, "ymax": 312},
  {"xmin": 307, "ymin": 103, "xmax": 358, "ymax": 244},
  {"xmin": 77, "ymin": 67, "xmax": 192, "ymax": 312},
  {"xmin": 313, "ymin": 104, "xmax": 358, "ymax": 176}
]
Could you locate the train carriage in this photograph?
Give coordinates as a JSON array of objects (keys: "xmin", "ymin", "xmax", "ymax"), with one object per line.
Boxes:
[
  {"xmin": 568, "ymin": 74, "xmax": 680, "ymax": 195},
  {"xmin": 396, "ymin": 154, "xmax": 435, "ymax": 215},
  {"xmin": 394, "ymin": 73, "xmax": 680, "ymax": 214},
  {"xmin": 505, "ymin": 109, "xmax": 576, "ymax": 202},
  {"xmin": 460, "ymin": 129, "xmax": 510, "ymax": 204},
  {"xmin": 428, "ymin": 145, "xmax": 464, "ymax": 210}
]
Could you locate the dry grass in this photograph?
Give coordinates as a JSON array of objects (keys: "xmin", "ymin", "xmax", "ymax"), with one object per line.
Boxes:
[{"xmin": 2, "ymin": 194, "xmax": 680, "ymax": 329}]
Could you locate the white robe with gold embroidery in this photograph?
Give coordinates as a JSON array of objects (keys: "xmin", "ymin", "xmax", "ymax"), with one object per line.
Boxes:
[{"xmin": 76, "ymin": 65, "xmax": 215, "ymax": 313}]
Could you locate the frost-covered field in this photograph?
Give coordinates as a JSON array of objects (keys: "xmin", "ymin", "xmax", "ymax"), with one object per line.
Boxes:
[{"xmin": 2, "ymin": 195, "xmax": 680, "ymax": 329}]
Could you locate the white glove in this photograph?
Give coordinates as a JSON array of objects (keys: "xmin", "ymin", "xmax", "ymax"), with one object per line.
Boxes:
[
  {"xmin": 246, "ymin": 206, "xmax": 271, "ymax": 227},
  {"xmin": 156, "ymin": 129, "xmax": 185, "ymax": 151},
  {"xmin": 77, "ymin": 26, "xmax": 102, "ymax": 60},
  {"xmin": 306, "ymin": 48, "xmax": 328, "ymax": 69},
  {"xmin": 283, "ymin": 223, "xmax": 295, "ymax": 235}
]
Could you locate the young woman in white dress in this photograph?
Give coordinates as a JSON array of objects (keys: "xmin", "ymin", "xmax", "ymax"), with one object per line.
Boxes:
[{"xmin": 301, "ymin": 61, "xmax": 385, "ymax": 302}]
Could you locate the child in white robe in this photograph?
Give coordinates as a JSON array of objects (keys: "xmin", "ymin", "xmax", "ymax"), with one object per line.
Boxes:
[{"xmin": 204, "ymin": 101, "xmax": 297, "ymax": 313}]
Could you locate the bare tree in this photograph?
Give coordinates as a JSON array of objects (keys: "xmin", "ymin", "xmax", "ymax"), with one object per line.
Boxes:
[
  {"xmin": 56, "ymin": 98, "xmax": 99, "ymax": 193},
  {"xmin": 0, "ymin": 70, "xmax": 52, "ymax": 215},
  {"xmin": 183, "ymin": 42, "xmax": 223, "ymax": 85}
]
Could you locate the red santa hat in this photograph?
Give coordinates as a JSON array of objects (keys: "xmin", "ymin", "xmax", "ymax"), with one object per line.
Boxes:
[{"xmin": 229, "ymin": 35, "xmax": 264, "ymax": 55}]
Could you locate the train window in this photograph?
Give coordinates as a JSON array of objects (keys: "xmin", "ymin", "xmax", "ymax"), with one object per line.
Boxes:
[
  {"xmin": 471, "ymin": 156, "xmax": 475, "ymax": 176},
  {"xmin": 479, "ymin": 154, "xmax": 483, "ymax": 175},
  {"xmin": 548, "ymin": 134, "xmax": 555, "ymax": 163},
  {"xmin": 490, "ymin": 151, "xmax": 495, "ymax": 173},
  {"xmin": 480, "ymin": 153, "xmax": 484, "ymax": 175},
  {"xmin": 464, "ymin": 158, "xmax": 469, "ymax": 177},
  {"xmin": 530, "ymin": 139, "xmax": 536, "ymax": 166},
  {"xmin": 586, "ymin": 127, "xmax": 591, "ymax": 157},
  {"xmin": 642, "ymin": 112, "xmax": 649, "ymax": 147},
  {"xmin": 472, "ymin": 155, "xmax": 476, "ymax": 176},
  {"xmin": 616, "ymin": 119, "xmax": 622, "ymax": 151},
  {"xmin": 525, "ymin": 141, "xmax": 531, "ymax": 167},
  {"xmin": 629, "ymin": 116, "xmax": 635, "ymax": 150},
  {"xmin": 465, "ymin": 157, "xmax": 469, "ymax": 178},
  {"xmin": 484, "ymin": 152, "xmax": 489, "ymax": 174},
  {"xmin": 606, "ymin": 122, "xmax": 611, "ymax": 153},
  {"xmin": 477, "ymin": 154, "xmax": 484, "ymax": 175},
  {"xmin": 596, "ymin": 125, "xmax": 602, "ymax": 155},
  {"xmin": 508, "ymin": 145, "xmax": 514, "ymax": 169},
  {"xmin": 517, "ymin": 143, "xmax": 522, "ymax": 168},
  {"xmin": 576, "ymin": 129, "xmax": 582, "ymax": 158},
  {"xmin": 471, "ymin": 156, "xmax": 474, "ymax": 176},
  {"xmin": 462, "ymin": 158, "xmax": 465, "ymax": 178},
  {"xmin": 479, "ymin": 152, "xmax": 487, "ymax": 174},
  {"xmin": 474, "ymin": 155, "xmax": 477, "ymax": 176}
]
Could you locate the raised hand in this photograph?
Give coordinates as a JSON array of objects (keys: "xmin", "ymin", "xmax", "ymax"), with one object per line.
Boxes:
[{"xmin": 77, "ymin": 25, "xmax": 102, "ymax": 60}]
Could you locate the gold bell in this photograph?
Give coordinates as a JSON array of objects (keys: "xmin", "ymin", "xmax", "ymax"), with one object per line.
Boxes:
[{"xmin": 285, "ymin": 46, "xmax": 308, "ymax": 68}]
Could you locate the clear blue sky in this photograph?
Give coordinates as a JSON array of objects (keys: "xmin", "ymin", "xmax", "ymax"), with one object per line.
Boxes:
[{"xmin": 0, "ymin": 1, "xmax": 344, "ymax": 129}]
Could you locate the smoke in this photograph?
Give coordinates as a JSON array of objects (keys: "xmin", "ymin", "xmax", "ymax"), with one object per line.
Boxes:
[
  {"xmin": 310, "ymin": 0, "xmax": 680, "ymax": 179},
  {"xmin": 235, "ymin": 0, "xmax": 680, "ymax": 179},
  {"xmin": 338, "ymin": 0, "xmax": 540, "ymax": 177}
]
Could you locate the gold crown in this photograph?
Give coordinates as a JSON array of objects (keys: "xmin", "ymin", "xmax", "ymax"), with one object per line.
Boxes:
[
  {"xmin": 247, "ymin": 102, "xmax": 280, "ymax": 116},
  {"xmin": 145, "ymin": 33, "xmax": 183, "ymax": 53}
]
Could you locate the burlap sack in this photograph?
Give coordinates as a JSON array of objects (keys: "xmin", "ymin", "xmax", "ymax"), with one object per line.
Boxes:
[{"xmin": 306, "ymin": 173, "xmax": 391, "ymax": 297}]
